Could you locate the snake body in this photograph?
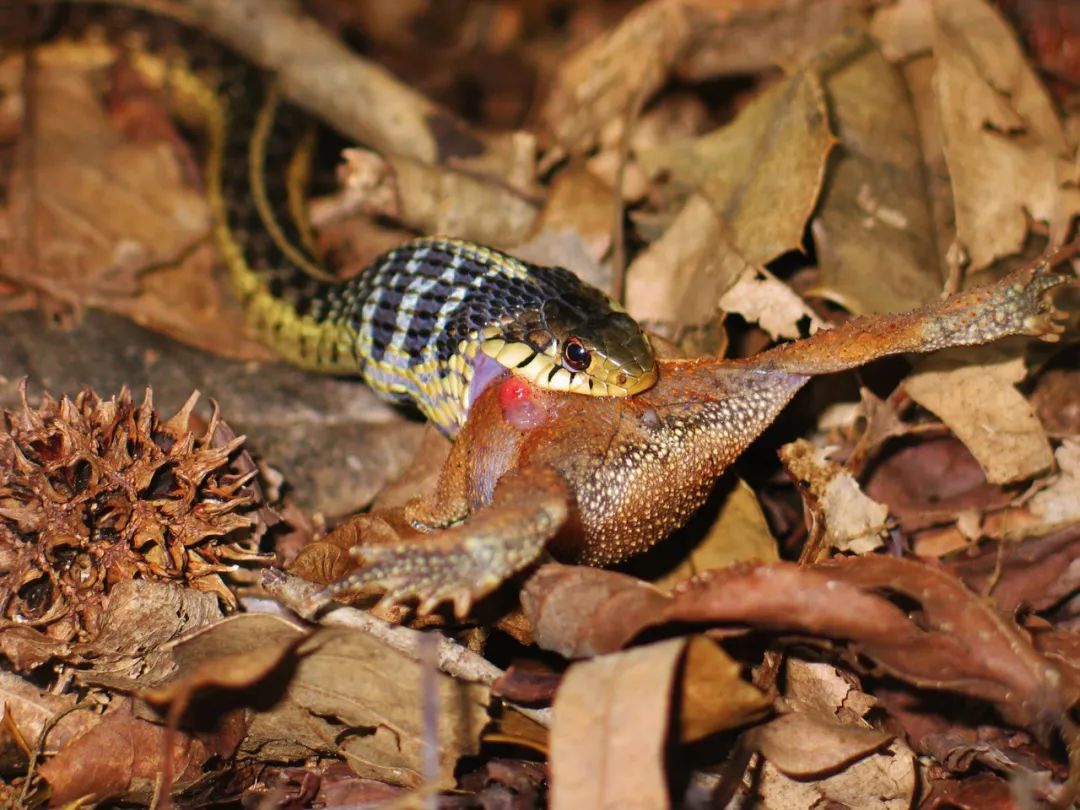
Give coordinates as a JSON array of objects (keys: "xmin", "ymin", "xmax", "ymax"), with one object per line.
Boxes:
[{"xmin": 43, "ymin": 13, "xmax": 657, "ymax": 436}]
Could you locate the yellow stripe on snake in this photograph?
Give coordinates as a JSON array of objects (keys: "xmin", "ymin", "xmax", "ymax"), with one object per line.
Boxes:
[{"xmin": 40, "ymin": 14, "xmax": 657, "ymax": 437}]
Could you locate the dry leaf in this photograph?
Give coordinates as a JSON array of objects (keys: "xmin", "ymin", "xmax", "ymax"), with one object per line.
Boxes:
[
  {"xmin": 625, "ymin": 194, "xmax": 751, "ymax": 338},
  {"xmin": 679, "ymin": 636, "xmax": 770, "ymax": 743},
  {"xmin": 779, "ymin": 439, "xmax": 888, "ymax": 555},
  {"xmin": 810, "ymin": 32, "xmax": 942, "ymax": 313},
  {"xmin": 270, "ymin": 626, "xmax": 489, "ymax": 788},
  {"xmin": 904, "ymin": 346, "xmax": 1053, "ymax": 485},
  {"xmin": 757, "ymin": 737, "xmax": 916, "ymax": 809},
  {"xmin": 523, "ymin": 565, "xmax": 672, "ymax": 659},
  {"xmin": 637, "ymin": 69, "xmax": 835, "ymax": 266},
  {"xmin": 1031, "ymin": 439, "xmax": 1080, "ymax": 527},
  {"xmin": 533, "ymin": 165, "xmax": 617, "ymax": 263},
  {"xmin": 74, "ymin": 580, "xmax": 223, "ymax": 691},
  {"xmin": 383, "ymin": 154, "xmax": 538, "ymax": 247},
  {"xmin": 540, "ymin": 0, "xmax": 697, "ymax": 155},
  {"xmin": 37, "ymin": 697, "xmax": 245, "ymax": 806},
  {"xmin": 0, "ymin": 670, "xmax": 97, "ymax": 756},
  {"xmin": 549, "ymin": 638, "xmax": 676, "ymax": 810},
  {"xmin": 718, "ymin": 270, "xmax": 824, "ymax": 340},
  {"xmin": 745, "ymin": 712, "xmax": 893, "ymax": 777},
  {"xmin": 654, "ymin": 478, "xmax": 779, "ymax": 590},
  {"xmin": 1, "ymin": 45, "xmax": 269, "ymax": 359},
  {"xmin": 931, "ymin": 0, "xmax": 1080, "ymax": 269}
]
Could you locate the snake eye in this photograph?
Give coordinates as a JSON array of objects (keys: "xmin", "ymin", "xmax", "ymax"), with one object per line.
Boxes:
[{"xmin": 562, "ymin": 337, "xmax": 592, "ymax": 372}]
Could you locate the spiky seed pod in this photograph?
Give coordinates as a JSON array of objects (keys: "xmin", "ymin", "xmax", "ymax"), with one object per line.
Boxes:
[{"xmin": 0, "ymin": 383, "xmax": 267, "ymax": 645}]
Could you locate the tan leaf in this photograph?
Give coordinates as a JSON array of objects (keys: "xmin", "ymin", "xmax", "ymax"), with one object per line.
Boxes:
[
  {"xmin": 74, "ymin": 580, "xmax": 224, "ymax": 691},
  {"xmin": 904, "ymin": 346, "xmax": 1053, "ymax": 484},
  {"xmin": 655, "ymin": 478, "xmax": 779, "ymax": 590},
  {"xmin": 758, "ymin": 737, "xmax": 916, "ymax": 809},
  {"xmin": 384, "ymin": 154, "xmax": 538, "ymax": 247},
  {"xmin": 284, "ymin": 626, "xmax": 490, "ymax": 788},
  {"xmin": 779, "ymin": 440, "xmax": 888, "ymax": 555},
  {"xmin": 1031, "ymin": 439, "xmax": 1080, "ymax": 527},
  {"xmin": 550, "ymin": 638, "xmax": 683, "ymax": 810},
  {"xmin": 745, "ymin": 711, "xmax": 893, "ymax": 777},
  {"xmin": 679, "ymin": 636, "xmax": 770, "ymax": 743},
  {"xmin": 719, "ymin": 270, "xmax": 824, "ymax": 340},
  {"xmin": 931, "ymin": 0, "xmax": 1080, "ymax": 269},
  {"xmin": 638, "ymin": 69, "xmax": 835, "ymax": 266},
  {"xmin": 624, "ymin": 194, "xmax": 750, "ymax": 337},
  {"xmin": 540, "ymin": 0, "xmax": 696, "ymax": 154}
]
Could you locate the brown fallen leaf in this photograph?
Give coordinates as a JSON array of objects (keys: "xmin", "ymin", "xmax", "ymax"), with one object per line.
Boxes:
[
  {"xmin": 636, "ymin": 67, "xmax": 835, "ymax": 266},
  {"xmin": 946, "ymin": 523, "xmax": 1080, "ymax": 615},
  {"xmin": 37, "ymin": 697, "xmax": 245, "ymax": 806},
  {"xmin": 744, "ymin": 711, "xmax": 893, "ymax": 777},
  {"xmin": 653, "ymin": 478, "xmax": 779, "ymax": 591},
  {"xmin": 0, "ymin": 670, "xmax": 97, "ymax": 758},
  {"xmin": 904, "ymin": 345, "xmax": 1054, "ymax": 485},
  {"xmin": 523, "ymin": 565, "xmax": 673, "ymax": 659},
  {"xmin": 756, "ymin": 736, "xmax": 916, "ymax": 809},
  {"xmin": 73, "ymin": 580, "xmax": 223, "ymax": 691},
  {"xmin": 550, "ymin": 636, "xmax": 767, "ymax": 810},
  {"xmin": 1, "ymin": 43, "xmax": 270, "ymax": 359},
  {"xmin": 525, "ymin": 555, "xmax": 1078, "ymax": 782},
  {"xmin": 810, "ymin": 30, "xmax": 942, "ymax": 314},
  {"xmin": 931, "ymin": 0, "xmax": 1080, "ymax": 269}
]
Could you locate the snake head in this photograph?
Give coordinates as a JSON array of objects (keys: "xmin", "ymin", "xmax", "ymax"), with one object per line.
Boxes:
[{"xmin": 478, "ymin": 267, "xmax": 658, "ymax": 397}]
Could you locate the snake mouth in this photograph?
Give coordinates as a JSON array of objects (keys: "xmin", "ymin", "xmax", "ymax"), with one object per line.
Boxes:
[{"xmin": 480, "ymin": 336, "xmax": 658, "ymax": 397}]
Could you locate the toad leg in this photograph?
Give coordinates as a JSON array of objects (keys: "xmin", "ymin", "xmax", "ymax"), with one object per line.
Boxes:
[{"xmin": 324, "ymin": 466, "xmax": 570, "ymax": 617}]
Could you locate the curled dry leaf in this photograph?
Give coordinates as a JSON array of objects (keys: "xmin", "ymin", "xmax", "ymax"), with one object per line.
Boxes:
[
  {"xmin": 904, "ymin": 345, "xmax": 1054, "ymax": 485},
  {"xmin": 779, "ymin": 439, "xmax": 888, "ymax": 556},
  {"xmin": 73, "ymin": 579, "xmax": 222, "ymax": 692},
  {"xmin": 525, "ymin": 557, "xmax": 1078, "ymax": 751},
  {"xmin": 146, "ymin": 612, "xmax": 491, "ymax": 789},
  {"xmin": 523, "ymin": 564, "xmax": 672, "ymax": 659}
]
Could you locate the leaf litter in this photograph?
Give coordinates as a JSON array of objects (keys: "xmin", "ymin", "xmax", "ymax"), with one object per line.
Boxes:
[{"xmin": 0, "ymin": 0, "xmax": 1079, "ymax": 808}]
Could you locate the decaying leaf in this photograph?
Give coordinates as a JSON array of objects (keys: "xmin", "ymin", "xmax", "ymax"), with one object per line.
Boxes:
[{"xmin": 779, "ymin": 439, "xmax": 888, "ymax": 556}]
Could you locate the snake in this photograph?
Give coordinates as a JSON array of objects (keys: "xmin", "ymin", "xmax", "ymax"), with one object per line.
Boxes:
[{"xmin": 35, "ymin": 11, "xmax": 658, "ymax": 437}]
